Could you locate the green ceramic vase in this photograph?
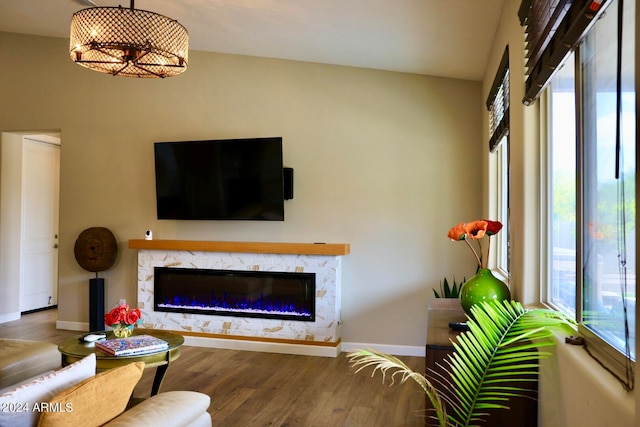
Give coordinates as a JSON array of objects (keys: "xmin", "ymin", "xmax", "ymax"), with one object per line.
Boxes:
[{"xmin": 459, "ymin": 268, "xmax": 511, "ymax": 316}]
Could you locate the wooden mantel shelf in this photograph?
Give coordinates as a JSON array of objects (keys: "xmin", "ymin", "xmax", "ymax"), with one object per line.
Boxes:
[{"xmin": 128, "ymin": 239, "xmax": 350, "ymax": 256}]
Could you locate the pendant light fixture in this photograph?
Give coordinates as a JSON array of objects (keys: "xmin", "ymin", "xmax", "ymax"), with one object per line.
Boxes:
[{"xmin": 69, "ymin": 0, "xmax": 188, "ymax": 78}]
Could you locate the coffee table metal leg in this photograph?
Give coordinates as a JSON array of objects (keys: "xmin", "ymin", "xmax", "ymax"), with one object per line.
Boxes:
[{"xmin": 151, "ymin": 364, "xmax": 169, "ymax": 396}]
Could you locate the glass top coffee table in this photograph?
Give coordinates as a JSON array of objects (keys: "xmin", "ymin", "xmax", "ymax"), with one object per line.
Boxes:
[{"xmin": 58, "ymin": 329, "xmax": 184, "ymax": 396}]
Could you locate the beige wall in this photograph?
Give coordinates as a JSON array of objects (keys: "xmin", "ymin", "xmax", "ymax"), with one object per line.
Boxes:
[
  {"xmin": 0, "ymin": 133, "xmax": 23, "ymax": 320},
  {"xmin": 0, "ymin": 31, "xmax": 483, "ymax": 349},
  {"xmin": 481, "ymin": 1, "xmax": 637, "ymax": 426}
]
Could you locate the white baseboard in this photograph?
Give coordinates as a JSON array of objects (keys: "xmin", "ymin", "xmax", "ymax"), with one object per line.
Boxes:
[
  {"xmin": 184, "ymin": 335, "xmax": 341, "ymax": 357},
  {"xmin": 341, "ymin": 342, "xmax": 425, "ymax": 357},
  {"xmin": 0, "ymin": 312, "xmax": 20, "ymax": 324},
  {"xmin": 117, "ymin": 335, "xmax": 423, "ymax": 358},
  {"xmin": 55, "ymin": 320, "xmax": 89, "ymax": 331},
  {"xmin": 49, "ymin": 321, "xmax": 424, "ymax": 359}
]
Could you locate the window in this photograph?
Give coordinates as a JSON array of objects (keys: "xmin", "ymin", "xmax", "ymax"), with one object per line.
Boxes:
[
  {"xmin": 495, "ymin": 135, "xmax": 510, "ymax": 274},
  {"xmin": 546, "ymin": 0, "xmax": 635, "ymax": 387},
  {"xmin": 487, "ymin": 48, "xmax": 510, "ymax": 274},
  {"xmin": 548, "ymin": 53, "xmax": 577, "ymax": 317}
]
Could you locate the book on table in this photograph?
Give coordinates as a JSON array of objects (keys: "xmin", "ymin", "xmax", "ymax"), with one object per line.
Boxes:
[{"xmin": 95, "ymin": 334, "xmax": 169, "ymax": 356}]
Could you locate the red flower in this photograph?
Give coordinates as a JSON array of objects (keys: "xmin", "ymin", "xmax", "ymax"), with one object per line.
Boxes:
[
  {"xmin": 125, "ymin": 308, "xmax": 141, "ymax": 325},
  {"xmin": 104, "ymin": 303, "xmax": 142, "ymax": 328},
  {"xmin": 484, "ymin": 220, "xmax": 503, "ymax": 235},
  {"xmin": 104, "ymin": 311, "xmax": 116, "ymax": 326}
]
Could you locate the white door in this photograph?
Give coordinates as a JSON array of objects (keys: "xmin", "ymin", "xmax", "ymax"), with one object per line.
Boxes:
[{"xmin": 20, "ymin": 137, "xmax": 60, "ymax": 312}]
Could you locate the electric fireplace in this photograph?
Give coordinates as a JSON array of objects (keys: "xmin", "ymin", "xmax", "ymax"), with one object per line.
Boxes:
[
  {"xmin": 133, "ymin": 240, "xmax": 348, "ymax": 355},
  {"xmin": 153, "ymin": 267, "xmax": 316, "ymax": 321}
]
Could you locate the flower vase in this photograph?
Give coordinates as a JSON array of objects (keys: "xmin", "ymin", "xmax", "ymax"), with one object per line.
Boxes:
[
  {"xmin": 459, "ymin": 268, "xmax": 511, "ymax": 316},
  {"xmin": 113, "ymin": 324, "xmax": 134, "ymax": 338}
]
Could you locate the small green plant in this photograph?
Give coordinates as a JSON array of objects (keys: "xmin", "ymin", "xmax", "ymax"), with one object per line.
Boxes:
[{"xmin": 433, "ymin": 277, "xmax": 465, "ymax": 298}]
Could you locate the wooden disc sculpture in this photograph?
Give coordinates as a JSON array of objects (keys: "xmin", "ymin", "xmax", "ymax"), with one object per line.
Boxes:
[
  {"xmin": 74, "ymin": 227, "xmax": 117, "ymax": 273},
  {"xmin": 74, "ymin": 227, "xmax": 117, "ymax": 332}
]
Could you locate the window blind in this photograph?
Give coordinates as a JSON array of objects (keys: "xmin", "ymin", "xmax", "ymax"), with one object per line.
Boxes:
[
  {"xmin": 519, "ymin": 0, "xmax": 609, "ymax": 105},
  {"xmin": 487, "ymin": 47, "xmax": 509, "ymax": 152}
]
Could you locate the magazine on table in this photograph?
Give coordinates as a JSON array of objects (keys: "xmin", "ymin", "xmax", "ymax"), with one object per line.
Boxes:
[{"xmin": 95, "ymin": 334, "xmax": 169, "ymax": 356}]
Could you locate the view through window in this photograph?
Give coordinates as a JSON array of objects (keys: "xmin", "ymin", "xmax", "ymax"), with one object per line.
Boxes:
[{"xmin": 547, "ymin": 0, "xmax": 635, "ymax": 372}]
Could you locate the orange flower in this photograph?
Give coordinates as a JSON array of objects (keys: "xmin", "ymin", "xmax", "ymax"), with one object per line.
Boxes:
[
  {"xmin": 587, "ymin": 222, "xmax": 609, "ymax": 240},
  {"xmin": 448, "ymin": 219, "xmax": 503, "ymax": 269},
  {"xmin": 465, "ymin": 220, "xmax": 488, "ymax": 239},
  {"xmin": 447, "ymin": 223, "xmax": 467, "ymax": 241}
]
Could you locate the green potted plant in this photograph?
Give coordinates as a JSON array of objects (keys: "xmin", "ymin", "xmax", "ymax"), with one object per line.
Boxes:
[
  {"xmin": 349, "ymin": 300, "xmax": 575, "ymax": 427},
  {"xmin": 429, "ymin": 277, "xmax": 467, "ymax": 327},
  {"xmin": 432, "ymin": 276, "xmax": 465, "ymax": 299}
]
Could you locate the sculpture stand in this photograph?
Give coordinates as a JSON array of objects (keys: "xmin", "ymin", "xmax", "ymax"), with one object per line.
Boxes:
[
  {"xmin": 74, "ymin": 227, "xmax": 117, "ymax": 332},
  {"xmin": 89, "ymin": 277, "xmax": 105, "ymax": 332}
]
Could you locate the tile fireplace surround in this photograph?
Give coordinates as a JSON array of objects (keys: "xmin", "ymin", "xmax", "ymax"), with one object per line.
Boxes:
[{"xmin": 129, "ymin": 240, "xmax": 350, "ymax": 357}]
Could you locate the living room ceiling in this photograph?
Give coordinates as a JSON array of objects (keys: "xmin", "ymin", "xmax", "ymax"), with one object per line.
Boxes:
[{"xmin": 0, "ymin": 0, "xmax": 506, "ymax": 81}]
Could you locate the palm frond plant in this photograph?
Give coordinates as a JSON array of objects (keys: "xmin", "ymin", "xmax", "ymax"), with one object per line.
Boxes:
[{"xmin": 348, "ymin": 300, "xmax": 576, "ymax": 427}]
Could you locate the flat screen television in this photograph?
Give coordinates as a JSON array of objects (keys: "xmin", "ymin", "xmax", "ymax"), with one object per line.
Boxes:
[{"xmin": 154, "ymin": 137, "xmax": 285, "ymax": 220}]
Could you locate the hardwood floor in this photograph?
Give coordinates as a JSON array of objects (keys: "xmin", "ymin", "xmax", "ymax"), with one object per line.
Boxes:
[{"xmin": 0, "ymin": 309, "xmax": 427, "ymax": 426}]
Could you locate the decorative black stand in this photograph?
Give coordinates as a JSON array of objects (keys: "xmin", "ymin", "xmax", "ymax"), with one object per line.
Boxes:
[
  {"xmin": 74, "ymin": 227, "xmax": 117, "ymax": 332},
  {"xmin": 89, "ymin": 277, "xmax": 105, "ymax": 332}
]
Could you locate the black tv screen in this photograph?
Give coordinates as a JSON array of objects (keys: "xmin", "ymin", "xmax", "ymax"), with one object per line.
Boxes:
[{"xmin": 154, "ymin": 137, "xmax": 285, "ymax": 220}]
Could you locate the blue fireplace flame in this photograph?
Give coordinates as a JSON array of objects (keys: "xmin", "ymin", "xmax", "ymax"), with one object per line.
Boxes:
[{"xmin": 154, "ymin": 267, "xmax": 316, "ymax": 322}]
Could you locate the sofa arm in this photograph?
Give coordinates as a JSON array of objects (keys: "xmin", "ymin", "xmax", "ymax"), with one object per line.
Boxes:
[
  {"xmin": 0, "ymin": 339, "xmax": 60, "ymax": 389},
  {"xmin": 104, "ymin": 391, "xmax": 211, "ymax": 427}
]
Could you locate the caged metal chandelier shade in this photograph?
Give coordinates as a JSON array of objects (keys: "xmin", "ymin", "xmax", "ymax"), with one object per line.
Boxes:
[{"xmin": 69, "ymin": 0, "xmax": 188, "ymax": 78}]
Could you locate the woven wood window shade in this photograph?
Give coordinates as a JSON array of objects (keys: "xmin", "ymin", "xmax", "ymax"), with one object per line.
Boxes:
[
  {"xmin": 519, "ymin": 0, "xmax": 609, "ymax": 105},
  {"xmin": 487, "ymin": 47, "xmax": 509, "ymax": 152}
]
